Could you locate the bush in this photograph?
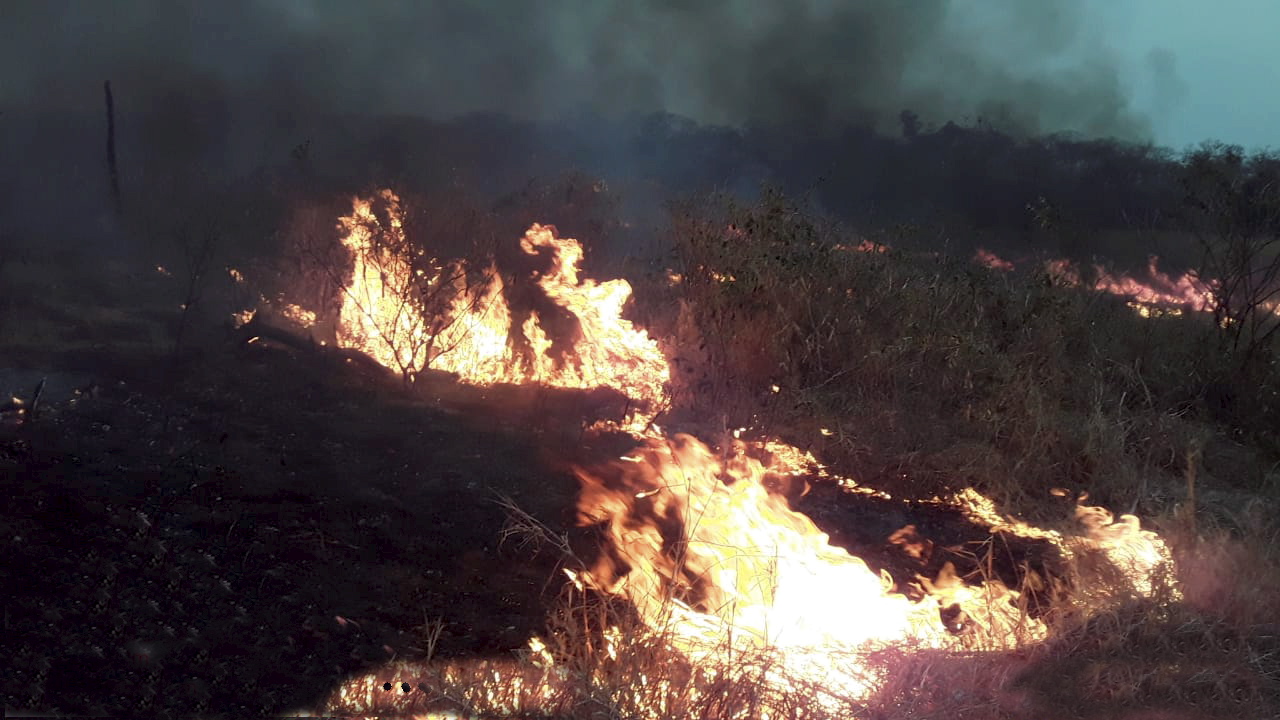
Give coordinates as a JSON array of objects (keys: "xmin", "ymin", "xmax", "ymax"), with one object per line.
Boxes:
[{"xmin": 646, "ymin": 188, "xmax": 1280, "ymax": 516}]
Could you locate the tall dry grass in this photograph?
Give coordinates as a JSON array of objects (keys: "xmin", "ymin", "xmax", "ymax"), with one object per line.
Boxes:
[{"xmin": 313, "ymin": 183, "xmax": 1279, "ymax": 718}]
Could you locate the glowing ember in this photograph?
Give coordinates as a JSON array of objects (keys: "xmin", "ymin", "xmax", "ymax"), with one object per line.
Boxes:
[
  {"xmin": 231, "ymin": 308, "xmax": 256, "ymax": 328},
  {"xmin": 974, "ymin": 248, "xmax": 1015, "ymax": 271}
]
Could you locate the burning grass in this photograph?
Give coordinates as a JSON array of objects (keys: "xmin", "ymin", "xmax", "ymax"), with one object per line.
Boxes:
[
  {"xmin": 284, "ymin": 188, "xmax": 1276, "ymax": 717},
  {"xmin": 7, "ymin": 181, "xmax": 1280, "ymax": 718},
  {"xmin": 647, "ymin": 189, "xmax": 1280, "ymax": 509}
]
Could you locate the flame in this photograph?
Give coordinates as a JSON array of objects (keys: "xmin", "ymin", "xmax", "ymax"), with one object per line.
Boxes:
[
  {"xmin": 980, "ymin": 248, "xmax": 1230, "ymax": 317},
  {"xmin": 1092, "ymin": 256, "xmax": 1216, "ymax": 312},
  {"xmin": 973, "ymin": 248, "xmax": 1015, "ymax": 271},
  {"xmin": 311, "ymin": 191, "xmax": 1179, "ymax": 709},
  {"xmin": 948, "ymin": 487, "xmax": 1175, "ymax": 598},
  {"xmin": 572, "ymin": 434, "xmax": 1055, "ymax": 701},
  {"xmin": 1127, "ymin": 300, "xmax": 1183, "ymax": 318},
  {"xmin": 279, "ymin": 302, "xmax": 317, "ymax": 328},
  {"xmin": 833, "ymin": 239, "xmax": 889, "ymax": 254},
  {"xmin": 510, "ymin": 225, "xmax": 669, "ymax": 411},
  {"xmin": 337, "ymin": 190, "xmax": 434, "ymax": 374},
  {"xmin": 334, "ymin": 191, "xmax": 668, "ymax": 419}
]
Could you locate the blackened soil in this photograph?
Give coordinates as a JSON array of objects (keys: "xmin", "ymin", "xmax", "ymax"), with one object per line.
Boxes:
[{"xmin": 2, "ymin": 334, "xmax": 602, "ymax": 718}]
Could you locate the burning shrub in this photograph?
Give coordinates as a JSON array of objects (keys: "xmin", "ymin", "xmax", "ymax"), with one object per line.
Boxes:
[
  {"xmin": 271, "ymin": 195, "xmax": 352, "ymax": 333},
  {"xmin": 334, "ymin": 188, "xmax": 497, "ymax": 381},
  {"xmin": 270, "ymin": 187, "xmax": 669, "ymax": 425}
]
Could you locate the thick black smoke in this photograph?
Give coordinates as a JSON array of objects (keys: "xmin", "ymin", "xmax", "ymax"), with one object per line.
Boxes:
[{"xmin": 4, "ymin": 0, "xmax": 1149, "ymax": 138}]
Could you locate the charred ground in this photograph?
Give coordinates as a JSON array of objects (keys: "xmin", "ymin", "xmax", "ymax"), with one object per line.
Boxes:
[{"xmin": 1, "ymin": 246, "xmax": 1082, "ymax": 717}]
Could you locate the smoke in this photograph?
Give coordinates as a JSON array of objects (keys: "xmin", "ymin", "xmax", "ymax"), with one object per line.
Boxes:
[
  {"xmin": 0, "ymin": 0, "xmax": 1170, "ymax": 261},
  {"xmin": 3, "ymin": 0, "xmax": 1151, "ymax": 139},
  {"xmin": 1145, "ymin": 48, "xmax": 1190, "ymax": 125}
]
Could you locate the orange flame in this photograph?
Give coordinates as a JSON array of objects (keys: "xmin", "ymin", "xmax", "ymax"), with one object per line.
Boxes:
[
  {"xmin": 979, "ymin": 248, "xmax": 1225, "ymax": 316},
  {"xmin": 333, "ymin": 192, "xmax": 668, "ymax": 419},
  {"xmin": 337, "ymin": 190, "xmax": 433, "ymax": 374},
  {"xmin": 973, "ymin": 248, "xmax": 1015, "ymax": 271},
  {"xmin": 1092, "ymin": 256, "xmax": 1216, "ymax": 312},
  {"xmin": 573, "ymin": 434, "xmax": 1056, "ymax": 699},
  {"xmin": 948, "ymin": 487, "xmax": 1175, "ymax": 598},
  {"xmin": 319, "ymin": 191, "xmax": 1178, "ymax": 705}
]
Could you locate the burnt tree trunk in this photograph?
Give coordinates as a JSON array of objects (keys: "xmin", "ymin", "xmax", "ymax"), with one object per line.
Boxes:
[{"xmin": 104, "ymin": 80, "xmax": 121, "ymax": 215}]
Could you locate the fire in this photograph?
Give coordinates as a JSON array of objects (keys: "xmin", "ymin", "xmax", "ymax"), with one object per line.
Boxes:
[
  {"xmin": 948, "ymin": 487, "xmax": 1175, "ymax": 598},
  {"xmin": 980, "ymin": 248, "xmax": 1227, "ymax": 317},
  {"xmin": 510, "ymin": 225, "xmax": 669, "ymax": 411},
  {"xmin": 571, "ymin": 433, "xmax": 1066, "ymax": 702},
  {"xmin": 231, "ymin": 308, "xmax": 256, "ymax": 328},
  {"xmin": 306, "ymin": 190, "xmax": 1178, "ymax": 712},
  {"xmin": 833, "ymin": 239, "xmax": 889, "ymax": 254},
  {"xmin": 973, "ymin": 248, "xmax": 1015, "ymax": 271},
  {"xmin": 334, "ymin": 191, "xmax": 668, "ymax": 418},
  {"xmin": 337, "ymin": 190, "xmax": 434, "ymax": 375},
  {"xmin": 1093, "ymin": 255, "xmax": 1216, "ymax": 312},
  {"xmin": 279, "ymin": 302, "xmax": 317, "ymax": 328}
]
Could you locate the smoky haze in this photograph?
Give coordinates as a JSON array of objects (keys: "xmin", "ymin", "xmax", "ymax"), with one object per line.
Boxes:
[{"xmin": 4, "ymin": 0, "xmax": 1148, "ymax": 139}]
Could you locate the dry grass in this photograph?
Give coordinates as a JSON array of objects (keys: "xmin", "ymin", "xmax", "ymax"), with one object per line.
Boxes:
[
  {"xmin": 319, "ymin": 524, "xmax": 1280, "ymax": 719},
  {"xmin": 637, "ymin": 189, "xmax": 1279, "ymax": 514},
  {"xmin": 12, "ymin": 179, "xmax": 1278, "ymax": 718},
  {"xmin": 311, "ymin": 187, "xmax": 1280, "ymax": 719},
  {"xmin": 321, "ymin": 471, "xmax": 1279, "ymax": 719}
]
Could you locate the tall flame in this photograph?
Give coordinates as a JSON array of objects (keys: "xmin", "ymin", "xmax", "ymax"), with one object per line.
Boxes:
[
  {"xmin": 334, "ymin": 192, "xmax": 668, "ymax": 417},
  {"xmin": 337, "ymin": 190, "xmax": 433, "ymax": 374}
]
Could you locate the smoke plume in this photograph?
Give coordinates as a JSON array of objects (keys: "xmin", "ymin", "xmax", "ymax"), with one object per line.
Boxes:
[{"xmin": 4, "ymin": 0, "xmax": 1150, "ymax": 138}]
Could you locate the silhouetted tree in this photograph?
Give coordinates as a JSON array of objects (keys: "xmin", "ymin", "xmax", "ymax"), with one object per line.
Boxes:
[{"xmin": 1180, "ymin": 143, "xmax": 1280, "ymax": 373}]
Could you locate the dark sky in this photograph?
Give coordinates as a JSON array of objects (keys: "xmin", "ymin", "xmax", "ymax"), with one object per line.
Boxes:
[{"xmin": 2, "ymin": 0, "xmax": 1153, "ymax": 139}]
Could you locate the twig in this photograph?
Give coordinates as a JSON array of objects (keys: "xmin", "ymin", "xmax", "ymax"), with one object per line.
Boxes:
[{"xmin": 26, "ymin": 377, "xmax": 46, "ymax": 423}]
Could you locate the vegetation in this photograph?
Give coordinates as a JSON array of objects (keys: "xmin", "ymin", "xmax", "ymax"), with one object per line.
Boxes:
[
  {"xmin": 1180, "ymin": 143, "xmax": 1280, "ymax": 377},
  {"xmin": 646, "ymin": 188, "xmax": 1280, "ymax": 511},
  {"xmin": 5, "ymin": 112, "xmax": 1280, "ymax": 718}
]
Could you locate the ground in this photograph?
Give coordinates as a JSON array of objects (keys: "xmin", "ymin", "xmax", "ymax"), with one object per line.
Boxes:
[
  {"xmin": 0, "ymin": 257, "xmax": 1160, "ymax": 718},
  {"xmin": 4, "ymin": 329, "xmax": 596, "ymax": 715}
]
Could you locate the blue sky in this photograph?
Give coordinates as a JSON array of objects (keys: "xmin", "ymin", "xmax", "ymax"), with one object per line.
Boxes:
[{"xmin": 1094, "ymin": 0, "xmax": 1280, "ymax": 151}]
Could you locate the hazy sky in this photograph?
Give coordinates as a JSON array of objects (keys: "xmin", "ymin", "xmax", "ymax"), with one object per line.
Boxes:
[
  {"xmin": 2, "ymin": 1, "xmax": 1277, "ymax": 152},
  {"xmin": 1094, "ymin": 0, "xmax": 1280, "ymax": 151}
]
